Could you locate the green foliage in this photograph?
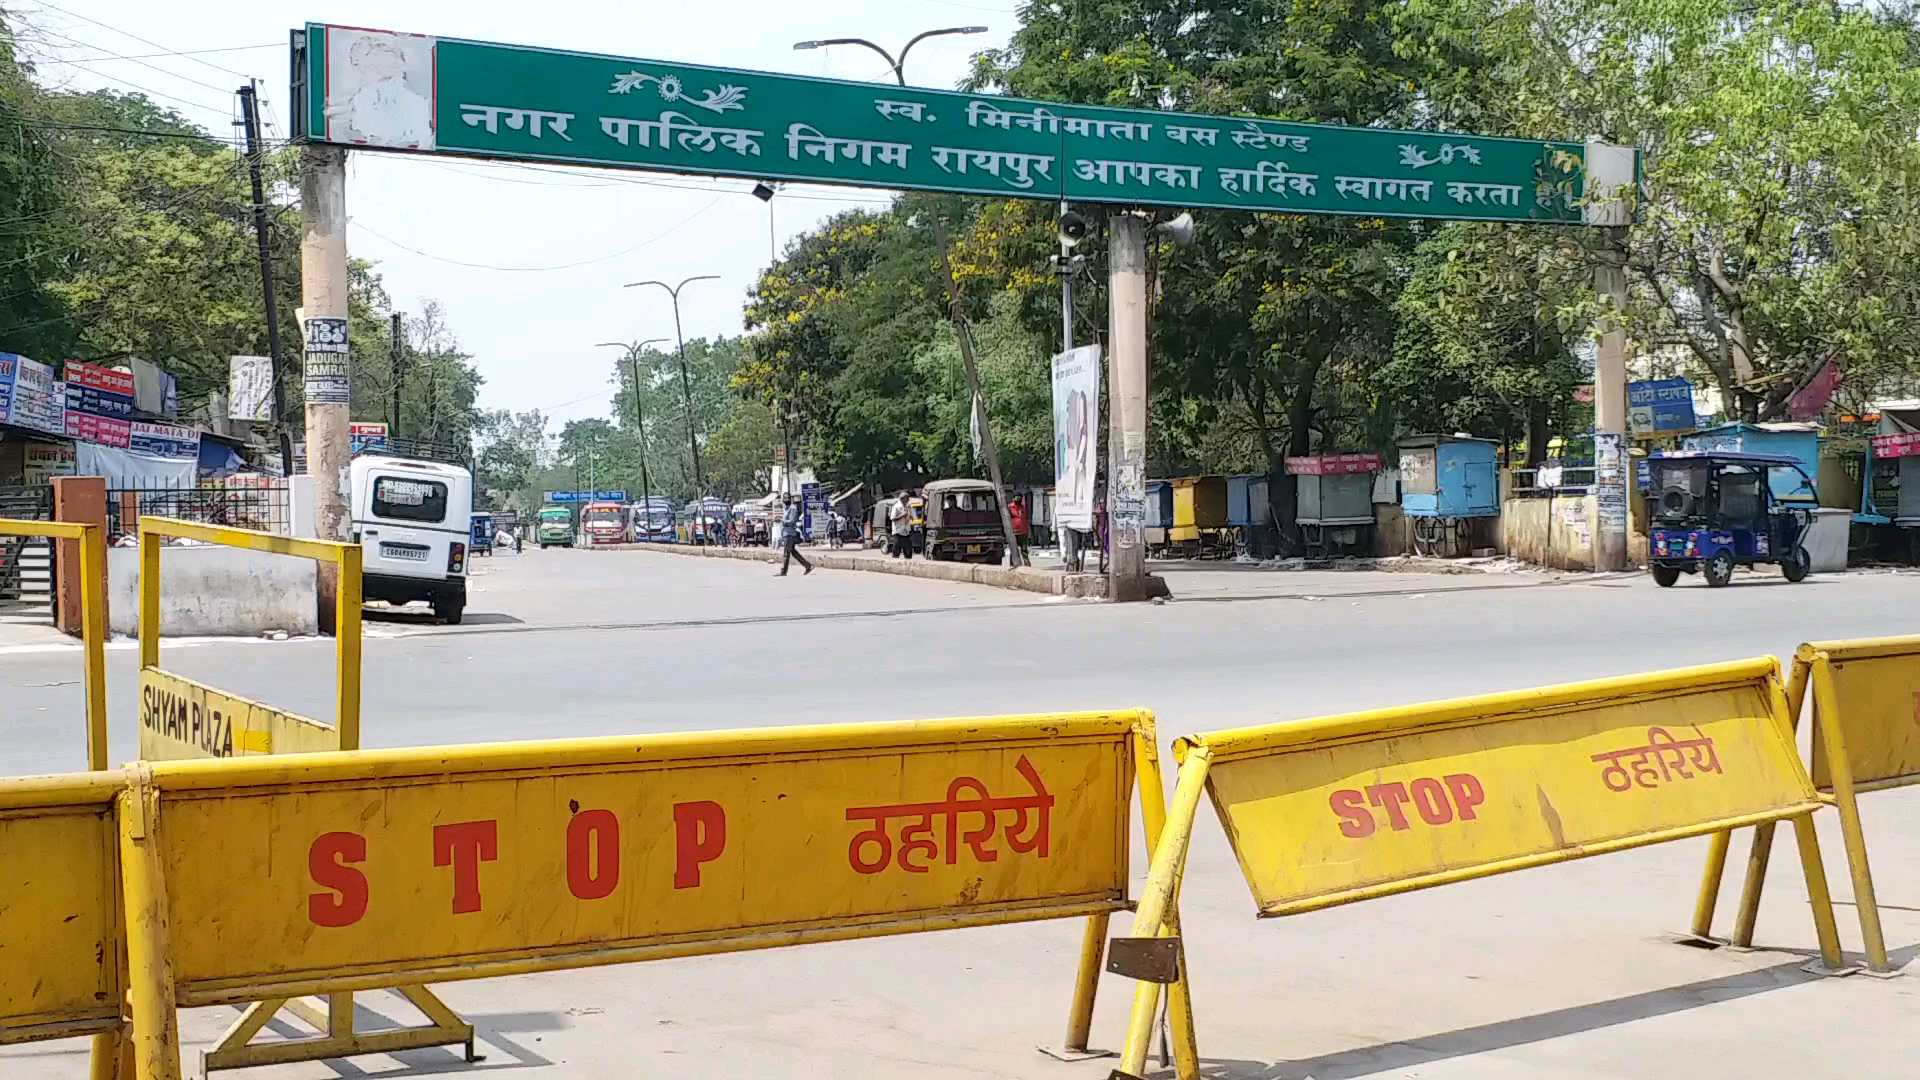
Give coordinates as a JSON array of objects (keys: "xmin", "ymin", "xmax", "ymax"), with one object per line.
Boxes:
[
  {"xmin": 1403, "ymin": 0, "xmax": 1920, "ymax": 418},
  {"xmin": 0, "ymin": 14, "xmax": 489, "ymax": 461},
  {"xmin": 1383, "ymin": 223, "xmax": 1590, "ymax": 455},
  {"xmin": 474, "ymin": 407, "xmax": 549, "ymax": 511},
  {"xmin": 909, "ymin": 295, "xmax": 1054, "ymax": 481}
]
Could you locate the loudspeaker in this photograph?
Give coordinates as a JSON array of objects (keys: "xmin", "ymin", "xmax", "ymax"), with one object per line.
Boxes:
[
  {"xmin": 1154, "ymin": 212, "xmax": 1195, "ymax": 246},
  {"xmin": 1057, "ymin": 210, "xmax": 1090, "ymax": 247}
]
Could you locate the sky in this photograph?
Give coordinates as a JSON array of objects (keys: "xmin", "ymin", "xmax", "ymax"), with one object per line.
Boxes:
[{"xmin": 16, "ymin": 0, "xmax": 1020, "ymax": 428}]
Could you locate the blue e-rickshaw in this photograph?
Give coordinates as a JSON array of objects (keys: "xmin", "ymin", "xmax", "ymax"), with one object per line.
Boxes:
[
  {"xmin": 1647, "ymin": 451, "xmax": 1817, "ymax": 588},
  {"xmin": 469, "ymin": 511, "xmax": 495, "ymax": 557}
]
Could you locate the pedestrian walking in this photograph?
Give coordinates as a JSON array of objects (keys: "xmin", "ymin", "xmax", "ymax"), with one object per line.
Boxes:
[
  {"xmin": 888, "ymin": 491, "xmax": 913, "ymax": 559},
  {"xmin": 1008, "ymin": 493, "xmax": 1031, "ymax": 563},
  {"xmin": 777, "ymin": 496, "xmax": 814, "ymax": 576}
]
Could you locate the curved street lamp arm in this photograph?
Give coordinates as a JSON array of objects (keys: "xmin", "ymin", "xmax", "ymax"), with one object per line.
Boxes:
[
  {"xmin": 797, "ymin": 36, "xmax": 900, "ymax": 83},
  {"xmin": 898, "ymin": 27, "xmax": 985, "ymax": 84}
]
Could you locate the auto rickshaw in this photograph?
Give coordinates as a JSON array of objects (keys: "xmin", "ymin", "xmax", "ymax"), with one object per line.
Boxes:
[
  {"xmin": 1647, "ymin": 451, "xmax": 1818, "ymax": 588},
  {"xmin": 923, "ymin": 478, "xmax": 1005, "ymax": 563},
  {"xmin": 468, "ymin": 511, "xmax": 494, "ymax": 557}
]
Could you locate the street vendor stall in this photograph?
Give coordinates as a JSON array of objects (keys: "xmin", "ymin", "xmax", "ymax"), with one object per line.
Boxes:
[{"xmin": 1286, "ymin": 452, "xmax": 1383, "ymax": 557}]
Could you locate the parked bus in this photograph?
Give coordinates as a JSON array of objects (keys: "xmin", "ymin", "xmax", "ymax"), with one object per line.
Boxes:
[
  {"xmin": 581, "ymin": 500, "xmax": 630, "ymax": 545},
  {"xmin": 630, "ymin": 496, "xmax": 677, "ymax": 543},
  {"xmin": 683, "ymin": 496, "xmax": 731, "ymax": 545}
]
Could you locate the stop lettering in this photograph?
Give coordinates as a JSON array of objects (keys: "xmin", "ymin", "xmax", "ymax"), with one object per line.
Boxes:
[
  {"xmin": 306, "ymin": 799, "xmax": 729, "ymax": 928},
  {"xmin": 1329, "ymin": 773, "xmax": 1485, "ymax": 838}
]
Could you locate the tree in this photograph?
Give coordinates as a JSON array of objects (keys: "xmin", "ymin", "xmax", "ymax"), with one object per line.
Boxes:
[
  {"xmin": 608, "ymin": 335, "xmax": 751, "ymax": 501},
  {"xmin": 1384, "ymin": 223, "xmax": 1590, "ymax": 463},
  {"xmin": 1402, "ymin": 0, "xmax": 1920, "ymax": 419},
  {"xmin": 910, "ymin": 294, "xmax": 1054, "ymax": 483},
  {"xmin": 474, "ymin": 408, "xmax": 549, "ymax": 510},
  {"xmin": 972, "ymin": 0, "xmax": 1433, "ymax": 550}
]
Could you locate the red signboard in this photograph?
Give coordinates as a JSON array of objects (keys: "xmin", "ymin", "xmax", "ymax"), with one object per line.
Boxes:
[
  {"xmin": 65, "ymin": 361, "xmax": 135, "ymax": 396},
  {"xmin": 1286, "ymin": 452, "xmax": 1385, "ymax": 476},
  {"xmin": 1871, "ymin": 431, "xmax": 1920, "ymax": 460}
]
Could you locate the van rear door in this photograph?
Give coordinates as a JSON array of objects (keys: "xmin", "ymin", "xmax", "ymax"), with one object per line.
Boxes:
[{"xmin": 360, "ymin": 471, "xmax": 456, "ymax": 580}]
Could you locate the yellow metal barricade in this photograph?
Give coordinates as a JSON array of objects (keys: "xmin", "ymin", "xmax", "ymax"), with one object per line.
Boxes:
[
  {"xmin": 1693, "ymin": 636, "xmax": 1920, "ymax": 975},
  {"xmin": 134, "ymin": 517, "xmax": 474, "ymax": 1070},
  {"xmin": 1, "ymin": 519, "xmax": 123, "ymax": 1075},
  {"xmin": 137, "ymin": 517, "xmax": 360, "ymax": 749},
  {"xmin": 0, "ymin": 519, "xmax": 108, "ymax": 770},
  {"xmin": 0, "ymin": 772, "xmax": 124, "ymax": 1049},
  {"xmin": 110, "ymin": 710, "xmax": 1183, "ymax": 1080},
  {"xmin": 1109, "ymin": 659, "xmax": 1847, "ymax": 1080}
]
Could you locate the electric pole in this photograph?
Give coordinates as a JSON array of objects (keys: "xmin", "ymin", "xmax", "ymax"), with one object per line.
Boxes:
[
  {"xmin": 299, "ymin": 143, "xmax": 350, "ymax": 625},
  {"xmin": 238, "ymin": 82, "xmax": 292, "ymax": 477},
  {"xmin": 390, "ymin": 312, "xmax": 404, "ymax": 437}
]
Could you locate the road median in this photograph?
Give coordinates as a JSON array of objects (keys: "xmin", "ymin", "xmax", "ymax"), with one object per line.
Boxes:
[{"xmin": 599, "ymin": 542, "xmax": 1108, "ymax": 598}]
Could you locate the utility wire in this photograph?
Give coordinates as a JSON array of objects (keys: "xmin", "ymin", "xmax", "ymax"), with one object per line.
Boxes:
[
  {"xmin": 30, "ymin": 2, "xmax": 259, "ymax": 79},
  {"xmin": 27, "ymin": 42, "xmax": 280, "ymax": 64},
  {"xmin": 25, "ymin": 23, "xmax": 237, "ymax": 95},
  {"xmin": 388, "ymin": 154, "xmax": 895, "ymax": 206},
  {"xmin": 51, "ymin": 58, "xmax": 234, "ymax": 119},
  {"xmin": 351, "ymin": 193, "xmax": 728, "ymax": 272},
  {"xmin": 18, "ymin": 118, "xmax": 249, "ymax": 145}
]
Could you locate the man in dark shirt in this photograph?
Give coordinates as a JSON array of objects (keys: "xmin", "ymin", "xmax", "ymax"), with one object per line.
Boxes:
[{"xmin": 777, "ymin": 496, "xmax": 813, "ymax": 576}]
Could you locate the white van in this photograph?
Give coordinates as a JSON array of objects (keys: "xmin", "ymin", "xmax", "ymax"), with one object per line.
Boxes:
[{"xmin": 349, "ymin": 455, "xmax": 474, "ymax": 624}]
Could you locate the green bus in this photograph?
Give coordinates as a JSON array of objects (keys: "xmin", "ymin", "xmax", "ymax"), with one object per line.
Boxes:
[{"xmin": 536, "ymin": 505, "xmax": 574, "ymax": 548}]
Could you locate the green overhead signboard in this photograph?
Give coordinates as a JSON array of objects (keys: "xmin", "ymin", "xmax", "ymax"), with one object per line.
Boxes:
[{"xmin": 296, "ymin": 24, "xmax": 1629, "ymax": 225}]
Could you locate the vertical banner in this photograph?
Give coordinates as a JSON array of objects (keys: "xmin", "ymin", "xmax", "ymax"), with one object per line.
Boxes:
[
  {"xmin": 229, "ymin": 355, "xmax": 275, "ymax": 421},
  {"xmin": 303, "ymin": 317, "xmax": 351, "ymax": 405},
  {"xmin": 1051, "ymin": 345, "xmax": 1101, "ymax": 531}
]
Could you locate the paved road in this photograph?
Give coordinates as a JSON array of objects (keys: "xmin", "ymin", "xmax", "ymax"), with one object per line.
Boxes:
[{"xmin": 4, "ymin": 548, "xmax": 1918, "ymax": 1078}]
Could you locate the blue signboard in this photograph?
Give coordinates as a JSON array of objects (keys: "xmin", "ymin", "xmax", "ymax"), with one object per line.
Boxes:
[
  {"xmin": 543, "ymin": 489, "xmax": 628, "ymax": 503},
  {"xmin": 1628, "ymin": 378, "xmax": 1696, "ymax": 433}
]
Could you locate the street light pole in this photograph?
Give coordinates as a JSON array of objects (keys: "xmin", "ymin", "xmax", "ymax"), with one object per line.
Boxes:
[
  {"xmin": 792, "ymin": 26, "xmax": 987, "ymax": 87},
  {"xmin": 596, "ymin": 338, "xmax": 669, "ymax": 518},
  {"xmin": 792, "ymin": 25, "xmax": 1029, "ymax": 568},
  {"xmin": 625, "ymin": 275, "xmax": 719, "ymax": 493}
]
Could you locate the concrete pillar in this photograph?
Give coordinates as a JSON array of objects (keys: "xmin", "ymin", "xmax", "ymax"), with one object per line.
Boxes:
[
  {"xmin": 1106, "ymin": 213, "xmax": 1151, "ymax": 601},
  {"xmin": 289, "ymin": 474, "xmax": 317, "ymax": 538},
  {"xmin": 301, "ymin": 145, "xmax": 351, "ymax": 629},
  {"xmin": 1585, "ymin": 139, "xmax": 1637, "ymax": 574},
  {"xmin": 52, "ymin": 475, "xmax": 106, "ymax": 637}
]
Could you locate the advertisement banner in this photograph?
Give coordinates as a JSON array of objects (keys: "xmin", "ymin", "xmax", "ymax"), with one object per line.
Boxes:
[
  {"xmin": 129, "ymin": 421, "xmax": 200, "ymax": 460},
  {"xmin": 303, "ymin": 316, "xmax": 351, "ymax": 405},
  {"xmin": 64, "ymin": 361, "xmax": 136, "ymax": 420},
  {"xmin": 1627, "ymin": 377, "xmax": 1696, "ymax": 434},
  {"xmin": 1286, "ymin": 452, "xmax": 1384, "ymax": 476},
  {"xmin": 1051, "ymin": 345, "xmax": 1101, "ymax": 531},
  {"xmin": 67, "ymin": 411, "xmax": 131, "ymax": 448},
  {"xmin": 228, "ymin": 355, "xmax": 274, "ymax": 421},
  {"xmin": 349, "ymin": 421, "xmax": 389, "ymax": 454},
  {"xmin": 0, "ymin": 354, "xmax": 12, "ymax": 419},
  {"xmin": 1872, "ymin": 431, "xmax": 1920, "ymax": 460},
  {"xmin": 23, "ymin": 441, "xmax": 75, "ymax": 484},
  {"xmin": 1, "ymin": 354, "xmax": 64, "ymax": 436},
  {"xmin": 544, "ymin": 490, "xmax": 627, "ymax": 504}
]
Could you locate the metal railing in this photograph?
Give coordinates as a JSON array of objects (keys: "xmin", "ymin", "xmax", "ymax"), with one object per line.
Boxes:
[
  {"xmin": 1509, "ymin": 466, "xmax": 1598, "ymax": 497},
  {"xmin": 107, "ymin": 478, "xmax": 291, "ymax": 541}
]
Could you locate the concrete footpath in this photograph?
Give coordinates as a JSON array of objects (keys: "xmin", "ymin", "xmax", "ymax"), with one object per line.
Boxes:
[{"xmin": 603, "ymin": 539, "xmax": 1112, "ymax": 597}]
